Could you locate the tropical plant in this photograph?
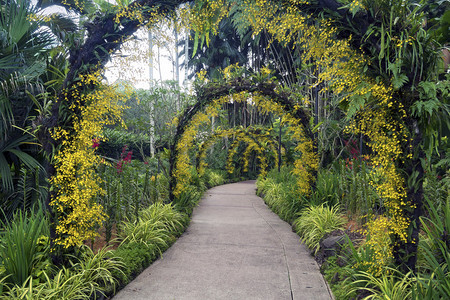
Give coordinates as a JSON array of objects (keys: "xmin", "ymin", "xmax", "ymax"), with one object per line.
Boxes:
[
  {"xmin": 118, "ymin": 202, "xmax": 186, "ymax": 252},
  {"xmin": 293, "ymin": 204, "xmax": 346, "ymax": 254},
  {"xmin": 0, "ymin": 245, "xmax": 123, "ymax": 299},
  {"xmin": 348, "ymin": 268, "xmax": 414, "ymax": 300},
  {"xmin": 67, "ymin": 246, "xmax": 125, "ymax": 297},
  {"xmin": 0, "ymin": 208, "xmax": 49, "ymax": 286},
  {"xmin": 414, "ymin": 194, "xmax": 450, "ymax": 298},
  {"xmin": 256, "ymin": 166, "xmax": 303, "ymax": 222}
]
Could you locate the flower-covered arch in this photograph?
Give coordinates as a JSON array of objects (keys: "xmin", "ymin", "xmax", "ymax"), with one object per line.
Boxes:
[
  {"xmin": 196, "ymin": 126, "xmax": 284, "ymax": 177},
  {"xmin": 169, "ymin": 76, "xmax": 318, "ymax": 201}
]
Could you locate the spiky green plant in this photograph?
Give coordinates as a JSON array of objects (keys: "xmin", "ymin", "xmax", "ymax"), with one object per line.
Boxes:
[
  {"xmin": 293, "ymin": 204, "xmax": 346, "ymax": 254},
  {"xmin": 0, "ymin": 208, "xmax": 48, "ymax": 286},
  {"xmin": 348, "ymin": 268, "xmax": 414, "ymax": 300},
  {"xmin": 118, "ymin": 203, "xmax": 187, "ymax": 253}
]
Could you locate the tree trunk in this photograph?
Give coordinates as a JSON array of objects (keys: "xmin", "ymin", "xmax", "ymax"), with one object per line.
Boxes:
[{"xmin": 393, "ymin": 119, "xmax": 424, "ymax": 273}]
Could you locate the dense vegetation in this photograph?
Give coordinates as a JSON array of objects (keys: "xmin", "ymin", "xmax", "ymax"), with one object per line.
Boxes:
[{"xmin": 1, "ymin": 0, "xmax": 448, "ymax": 298}]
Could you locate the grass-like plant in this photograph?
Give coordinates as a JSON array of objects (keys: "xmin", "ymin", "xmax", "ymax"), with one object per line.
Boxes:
[
  {"xmin": 1, "ymin": 269, "xmax": 91, "ymax": 300},
  {"xmin": 348, "ymin": 268, "xmax": 414, "ymax": 300},
  {"xmin": 293, "ymin": 204, "xmax": 346, "ymax": 254},
  {"xmin": 118, "ymin": 202, "xmax": 187, "ymax": 252},
  {"xmin": 0, "ymin": 245, "xmax": 124, "ymax": 299},
  {"xmin": 0, "ymin": 208, "xmax": 48, "ymax": 286},
  {"xmin": 69, "ymin": 246, "xmax": 125, "ymax": 296},
  {"xmin": 256, "ymin": 166, "xmax": 303, "ymax": 222},
  {"xmin": 414, "ymin": 196, "xmax": 450, "ymax": 298},
  {"xmin": 202, "ymin": 169, "xmax": 226, "ymax": 188}
]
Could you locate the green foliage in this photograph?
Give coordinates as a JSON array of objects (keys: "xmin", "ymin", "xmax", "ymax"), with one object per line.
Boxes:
[
  {"xmin": 414, "ymin": 195, "xmax": 450, "ymax": 298},
  {"xmin": 0, "ymin": 245, "xmax": 123, "ymax": 299},
  {"xmin": 172, "ymin": 184, "xmax": 203, "ymax": 216},
  {"xmin": 99, "ymin": 128, "xmax": 154, "ymax": 160},
  {"xmin": 0, "ymin": 269, "xmax": 93, "ymax": 300},
  {"xmin": 201, "ymin": 169, "xmax": 227, "ymax": 188},
  {"xmin": 293, "ymin": 204, "xmax": 346, "ymax": 254},
  {"xmin": 118, "ymin": 202, "xmax": 187, "ymax": 251},
  {"xmin": 111, "ymin": 242, "xmax": 157, "ymax": 287},
  {"xmin": 0, "ymin": 208, "xmax": 49, "ymax": 286},
  {"xmin": 309, "ymin": 169, "xmax": 342, "ymax": 207},
  {"xmin": 412, "ymin": 77, "xmax": 450, "ymax": 160},
  {"xmin": 65, "ymin": 246, "xmax": 124, "ymax": 298},
  {"xmin": 333, "ymin": 159, "xmax": 381, "ymax": 217},
  {"xmin": 322, "ymin": 255, "xmax": 357, "ymax": 300},
  {"xmin": 111, "ymin": 202, "xmax": 190, "ymax": 291},
  {"xmin": 348, "ymin": 268, "xmax": 414, "ymax": 300},
  {"xmin": 256, "ymin": 166, "xmax": 303, "ymax": 222},
  {"xmin": 1, "ymin": 166, "xmax": 47, "ymax": 222}
]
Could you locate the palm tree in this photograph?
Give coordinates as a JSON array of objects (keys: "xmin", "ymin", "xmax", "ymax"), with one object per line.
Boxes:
[
  {"xmin": 183, "ymin": 17, "xmax": 250, "ymax": 79},
  {"xmin": 0, "ymin": 0, "xmax": 77, "ymax": 218}
]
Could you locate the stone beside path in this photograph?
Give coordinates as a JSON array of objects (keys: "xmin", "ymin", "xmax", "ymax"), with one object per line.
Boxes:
[{"xmin": 113, "ymin": 181, "xmax": 333, "ymax": 300}]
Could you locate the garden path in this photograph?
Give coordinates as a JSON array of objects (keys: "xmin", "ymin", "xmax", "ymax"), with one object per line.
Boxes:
[{"xmin": 113, "ymin": 181, "xmax": 333, "ymax": 300}]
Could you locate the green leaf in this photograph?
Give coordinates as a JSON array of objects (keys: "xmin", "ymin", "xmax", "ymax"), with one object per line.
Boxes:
[{"xmin": 192, "ymin": 31, "xmax": 199, "ymax": 57}]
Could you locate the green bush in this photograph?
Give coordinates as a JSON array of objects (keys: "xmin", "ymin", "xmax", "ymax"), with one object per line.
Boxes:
[
  {"xmin": 256, "ymin": 166, "xmax": 303, "ymax": 222},
  {"xmin": 118, "ymin": 203, "xmax": 186, "ymax": 251},
  {"xmin": 0, "ymin": 245, "xmax": 123, "ymax": 299},
  {"xmin": 0, "ymin": 208, "xmax": 49, "ymax": 286},
  {"xmin": 414, "ymin": 195, "xmax": 450, "ymax": 298},
  {"xmin": 322, "ymin": 255, "xmax": 357, "ymax": 300},
  {"xmin": 348, "ymin": 268, "xmax": 414, "ymax": 300},
  {"xmin": 111, "ymin": 242, "xmax": 157, "ymax": 287},
  {"xmin": 173, "ymin": 184, "xmax": 203, "ymax": 215},
  {"xmin": 293, "ymin": 204, "xmax": 346, "ymax": 254},
  {"xmin": 111, "ymin": 202, "xmax": 189, "ymax": 293},
  {"xmin": 202, "ymin": 169, "xmax": 227, "ymax": 188}
]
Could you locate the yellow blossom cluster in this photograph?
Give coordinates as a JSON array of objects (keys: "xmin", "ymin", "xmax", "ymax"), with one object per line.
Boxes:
[
  {"xmin": 196, "ymin": 128, "xmax": 278, "ymax": 176},
  {"xmin": 189, "ymin": 0, "xmax": 229, "ymax": 42},
  {"xmin": 173, "ymin": 76, "xmax": 317, "ymax": 198},
  {"xmin": 231, "ymin": 1, "xmax": 413, "ymax": 274},
  {"xmin": 27, "ymin": 13, "xmax": 52, "ymax": 22},
  {"xmin": 224, "ymin": 131, "xmax": 272, "ymax": 177},
  {"xmin": 357, "ymin": 215, "xmax": 394, "ymax": 276},
  {"xmin": 50, "ymin": 70, "xmax": 130, "ymax": 248},
  {"xmin": 114, "ymin": 3, "xmax": 146, "ymax": 24}
]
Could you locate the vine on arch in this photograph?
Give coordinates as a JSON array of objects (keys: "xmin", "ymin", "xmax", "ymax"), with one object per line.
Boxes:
[
  {"xmin": 169, "ymin": 69, "xmax": 318, "ymax": 200},
  {"xmin": 196, "ymin": 127, "xmax": 281, "ymax": 177}
]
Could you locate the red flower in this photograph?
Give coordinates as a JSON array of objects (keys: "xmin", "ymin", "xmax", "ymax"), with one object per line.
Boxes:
[
  {"xmin": 116, "ymin": 145, "xmax": 133, "ymax": 173},
  {"xmin": 92, "ymin": 138, "xmax": 100, "ymax": 148}
]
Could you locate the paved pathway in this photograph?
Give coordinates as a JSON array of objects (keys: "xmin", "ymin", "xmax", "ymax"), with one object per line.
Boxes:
[{"xmin": 113, "ymin": 181, "xmax": 333, "ymax": 300}]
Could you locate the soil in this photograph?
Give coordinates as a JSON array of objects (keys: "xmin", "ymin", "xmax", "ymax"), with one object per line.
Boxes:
[{"xmin": 85, "ymin": 225, "xmax": 120, "ymax": 253}]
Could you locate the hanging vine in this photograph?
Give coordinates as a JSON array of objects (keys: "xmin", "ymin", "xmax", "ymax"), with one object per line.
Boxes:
[
  {"xmin": 169, "ymin": 67, "xmax": 317, "ymax": 199},
  {"xmin": 196, "ymin": 127, "xmax": 282, "ymax": 176}
]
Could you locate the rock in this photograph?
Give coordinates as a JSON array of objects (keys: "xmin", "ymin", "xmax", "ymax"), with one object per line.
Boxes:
[{"xmin": 320, "ymin": 235, "xmax": 346, "ymax": 257}]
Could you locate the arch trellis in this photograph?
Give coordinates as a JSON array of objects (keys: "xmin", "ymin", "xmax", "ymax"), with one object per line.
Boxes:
[
  {"xmin": 196, "ymin": 127, "xmax": 284, "ymax": 176},
  {"xmin": 169, "ymin": 77, "xmax": 318, "ymax": 201},
  {"xmin": 225, "ymin": 132, "xmax": 269, "ymax": 176}
]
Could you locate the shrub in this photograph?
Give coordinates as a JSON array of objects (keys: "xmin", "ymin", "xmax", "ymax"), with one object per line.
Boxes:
[
  {"xmin": 256, "ymin": 166, "xmax": 303, "ymax": 222},
  {"xmin": 68, "ymin": 246, "xmax": 124, "ymax": 296},
  {"xmin": 173, "ymin": 184, "xmax": 203, "ymax": 215},
  {"xmin": 293, "ymin": 204, "xmax": 346, "ymax": 254},
  {"xmin": 0, "ymin": 245, "xmax": 123, "ymax": 299},
  {"xmin": 349, "ymin": 268, "xmax": 414, "ymax": 300},
  {"xmin": 111, "ymin": 203, "xmax": 189, "ymax": 293},
  {"xmin": 202, "ymin": 169, "xmax": 226, "ymax": 188},
  {"xmin": 110, "ymin": 242, "xmax": 157, "ymax": 288},
  {"xmin": 0, "ymin": 208, "xmax": 49, "ymax": 286},
  {"xmin": 118, "ymin": 203, "xmax": 186, "ymax": 252},
  {"xmin": 0, "ymin": 269, "xmax": 92, "ymax": 300},
  {"xmin": 414, "ymin": 196, "xmax": 450, "ymax": 298}
]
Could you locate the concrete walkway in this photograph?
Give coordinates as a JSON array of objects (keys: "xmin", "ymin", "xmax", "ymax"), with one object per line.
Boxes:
[{"xmin": 113, "ymin": 181, "xmax": 333, "ymax": 300}]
